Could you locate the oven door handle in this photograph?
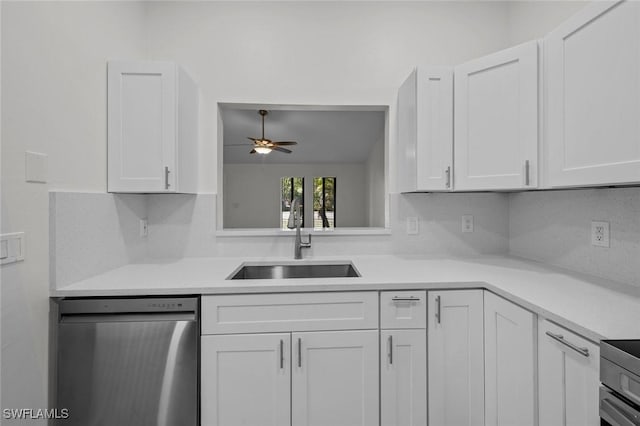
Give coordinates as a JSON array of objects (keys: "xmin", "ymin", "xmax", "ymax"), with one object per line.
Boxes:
[{"xmin": 601, "ymin": 396, "xmax": 640, "ymax": 426}]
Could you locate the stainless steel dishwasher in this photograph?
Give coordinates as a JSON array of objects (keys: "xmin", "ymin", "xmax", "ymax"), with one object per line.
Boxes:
[{"xmin": 52, "ymin": 297, "xmax": 199, "ymax": 426}]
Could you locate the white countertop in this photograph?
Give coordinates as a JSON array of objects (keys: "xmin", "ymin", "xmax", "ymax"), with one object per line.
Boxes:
[{"xmin": 52, "ymin": 254, "xmax": 640, "ymax": 342}]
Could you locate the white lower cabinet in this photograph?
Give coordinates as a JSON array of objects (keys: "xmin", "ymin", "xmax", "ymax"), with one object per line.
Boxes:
[
  {"xmin": 428, "ymin": 290, "xmax": 484, "ymax": 426},
  {"xmin": 201, "ymin": 333, "xmax": 291, "ymax": 426},
  {"xmin": 292, "ymin": 330, "xmax": 379, "ymax": 426},
  {"xmin": 538, "ymin": 319, "xmax": 600, "ymax": 426},
  {"xmin": 381, "ymin": 330, "xmax": 427, "ymax": 426},
  {"xmin": 484, "ymin": 292, "xmax": 536, "ymax": 426},
  {"xmin": 201, "ymin": 293, "xmax": 379, "ymax": 426}
]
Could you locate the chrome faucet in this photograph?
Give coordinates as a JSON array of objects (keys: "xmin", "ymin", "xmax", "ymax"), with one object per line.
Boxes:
[{"xmin": 287, "ymin": 198, "xmax": 311, "ymax": 259}]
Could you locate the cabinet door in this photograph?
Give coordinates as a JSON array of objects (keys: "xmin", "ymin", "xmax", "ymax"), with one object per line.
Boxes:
[
  {"xmin": 428, "ymin": 290, "xmax": 484, "ymax": 426},
  {"xmin": 380, "ymin": 329, "xmax": 427, "ymax": 426},
  {"xmin": 397, "ymin": 68, "xmax": 454, "ymax": 192},
  {"xmin": 108, "ymin": 61, "xmax": 176, "ymax": 192},
  {"xmin": 292, "ymin": 330, "xmax": 379, "ymax": 426},
  {"xmin": 454, "ymin": 41, "xmax": 538, "ymax": 190},
  {"xmin": 484, "ymin": 292, "xmax": 536, "ymax": 426},
  {"xmin": 538, "ymin": 319, "xmax": 600, "ymax": 426},
  {"xmin": 545, "ymin": 1, "xmax": 640, "ymax": 187},
  {"xmin": 201, "ymin": 333, "xmax": 290, "ymax": 426}
]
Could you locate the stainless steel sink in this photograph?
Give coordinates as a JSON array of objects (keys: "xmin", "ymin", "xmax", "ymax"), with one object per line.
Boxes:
[{"xmin": 228, "ymin": 263, "xmax": 360, "ymax": 280}]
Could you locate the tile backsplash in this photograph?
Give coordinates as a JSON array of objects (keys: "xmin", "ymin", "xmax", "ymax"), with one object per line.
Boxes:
[{"xmin": 50, "ymin": 187, "xmax": 640, "ymax": 289}]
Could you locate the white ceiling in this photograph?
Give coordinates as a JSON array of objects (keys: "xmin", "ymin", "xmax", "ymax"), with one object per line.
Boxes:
[{"xmin": 221, "ymin": 105, "xmax": 386, "ymax": 164}]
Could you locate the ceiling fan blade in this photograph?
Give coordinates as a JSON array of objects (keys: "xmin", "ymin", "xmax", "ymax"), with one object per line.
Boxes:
[
  {"xmin": 247, "ymin": 137, "xmax": 258, "ymax": 142},
  {"xmin": 225, "ymin": 143, "xmax": 254, "ymax": 147},
  {"xmin": 272, "ymin": 141, "xmax": 298, "ymax": 146},
  {"xmin": 273, "ymin": 146, "xmax": 292, "ymax": 154},
  {"xmin": 249, "ymin": 149, "xmax": 257, "ymax": 154}
]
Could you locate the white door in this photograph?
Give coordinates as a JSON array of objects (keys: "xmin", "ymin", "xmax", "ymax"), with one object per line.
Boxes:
[
  {"xmin": 545, "ymin": 1, "xmax": 640, "ymax": 187},
  {"xmin": 454, "ymin": 40, "xmax": 538, "ymax": 190},
  {"xmin": 428, "ymin": 290, "xmax": 484, "ymax": 426},
  {"xmin": 292, "ymin": 330, "xmax": 379, "ymax": 426},
  {"xmin": 538, "ymin": 319, "xmax": 600, "ymax": 426},
  {"xmin": 201, "ymin": 333, "xmax": 291, "ymax": 426},
  {"xmin": 397, "ymin": 68, "xmax": 454, "ymax": 192},
  {"xmin": 484, "ymin": 291, "xmax": 536, "ymax": 426},
  {"xmin": 380, "ymin": 329, "xmax": 427, "ymax": 426},
  {"xmin": 108, "ymin": 61, "xmax": 176, "ymax": 192}
]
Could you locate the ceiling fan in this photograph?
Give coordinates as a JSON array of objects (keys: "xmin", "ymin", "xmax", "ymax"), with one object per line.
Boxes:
[{"xmin": 245, "ymin": 110, "xmax": 298, "ymax": 155}]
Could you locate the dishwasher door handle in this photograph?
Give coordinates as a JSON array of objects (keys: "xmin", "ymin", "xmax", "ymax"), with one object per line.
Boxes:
[{"xmin": 60, "ymin": 312, "xmax": 197, "ymax": 323}]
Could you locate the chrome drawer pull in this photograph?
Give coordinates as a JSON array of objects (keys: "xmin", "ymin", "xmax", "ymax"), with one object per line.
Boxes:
[
  {"xmin": 388, "ymin": 335, "xmax": 393, "ymax": 365},
  {"xmin": 445, "ymin": 166, "xmax": 451, "ymax": 189},
  {"xmin": 524, "ymin": 160, "xmax": 530, "ymax": 186},
  {"xmin": 391, "ymin": 296, "xmax": 420, "ymax": 302},
  {"xmin": 435, "ymin": 295, "xmax": 441, "ymax": 324},
  {"xmin": 545, "ymin": 331, "xmax": 589, "ymax": 357},
  {"xmin": 297, "ymin": 338, "xmax": 302, "ymax": 368}
]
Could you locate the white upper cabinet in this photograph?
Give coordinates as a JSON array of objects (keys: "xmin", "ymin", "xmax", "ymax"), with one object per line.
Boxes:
[
  {"xmin": 108, "ymin": 61, "xmax": 198, "ymax": 193},
  {"xmin": 397, "ymin": 68, "xmax": 454, "ymax": 192},
  {"xmin": 545, "ymin": 0, "xmax": 640, "ymax": 187},
  {"xmin": 454, "ymin": 41, "xmax": 539, "ymax": 191}
]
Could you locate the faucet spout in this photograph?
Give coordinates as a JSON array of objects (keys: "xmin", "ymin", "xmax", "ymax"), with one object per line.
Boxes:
[{"xmin": 287, "ymin": 198, "xmax": 311, "ymax": 259}]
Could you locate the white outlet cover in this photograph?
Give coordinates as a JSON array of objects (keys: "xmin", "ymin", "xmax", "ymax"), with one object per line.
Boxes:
[
  {"xmin": 406, "ymin": 217, "xmax": 419, "ymax": 235},
  {"xmin": 591, "ymin": 221, "xmax": 610, "ymax": 248},
  {"xmin": 462, "ymin": 215, "xmax": 474, "ymax": 233},
  {"xmin": 139, "ymin": 219, "xmax": 149, "ymax": 237}
]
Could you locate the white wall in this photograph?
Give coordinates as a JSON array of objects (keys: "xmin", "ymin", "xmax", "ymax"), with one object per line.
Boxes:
[
  {"xmin": 224, "ymin": 163, "xmax": 367, "ymax": 228},
  {"xmin": 1, "ymin": 1, "xmax": 147, "ymax": 417},
  {"xmin": 144, "ymin": 1, "xmax": 513, "ymax": 194},
  {"xmin": 506, "ymin": 1, "xmax": 588, "ymax": 45},
  {"xmin": 365, "ymin": 136, "xmax": 385, "ymax": 227}
]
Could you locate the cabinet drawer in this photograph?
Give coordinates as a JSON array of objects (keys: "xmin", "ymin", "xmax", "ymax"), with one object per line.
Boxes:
[
  {"xmin": 380, "ymin": 291, "xmax": 426, "ymax": 329},
  {"xmin": 202, "ymin": 292, "xmax": 378, "ymax": 334}
]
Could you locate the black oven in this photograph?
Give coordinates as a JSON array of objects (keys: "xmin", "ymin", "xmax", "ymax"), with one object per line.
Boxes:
[{"xmin": 600, "ymin": 340, "xmax": 640, "ymax": 425}]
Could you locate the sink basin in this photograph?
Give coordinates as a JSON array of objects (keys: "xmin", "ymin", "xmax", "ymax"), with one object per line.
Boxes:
[{"xmin": 228, "ymin": 262, "xmax": 360, "ymax": 280}]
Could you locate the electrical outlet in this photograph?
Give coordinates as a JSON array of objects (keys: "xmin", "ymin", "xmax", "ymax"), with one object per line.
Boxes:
[
  {"xmin": 139, "ymin": 219, "xmax": 148, "ymax": 237},
  {"xmin": 462, "ymin": 215, "xmax": 474, "ymax": 233},
  {"xmin": 591, "ymin": 221, "xmax": 609, "ymax": 248},
  {"xmin": 406, "ymin": 217, "xmax": 419, "ymax": 235}
]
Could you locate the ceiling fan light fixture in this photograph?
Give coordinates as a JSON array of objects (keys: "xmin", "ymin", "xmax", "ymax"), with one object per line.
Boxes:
[{"xmin": 254, "ymin": 146, "xmax": 272, "ymax": 155}]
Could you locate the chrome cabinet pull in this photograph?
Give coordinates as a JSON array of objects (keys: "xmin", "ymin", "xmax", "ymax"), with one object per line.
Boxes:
[
  {"xmin": 435, "ymin": 295, "xmax": 441, "ymax": 324},
  {"xmin": 388, "ymin": 335, "xmax": 393, "ymax": 365},
  {"xmin": 545, "ymin": 331, "xmax": 589, "ymax": 357},
  {"xmin": 279, "ymin": 339, "xmax": 284, "ymax": 369},
  {"xmin": 391, "ymin": 296, "xmax": 420, "ymax": 302},
  {"xmin": 164, "ymin": 166, "xmax": 171, "ymax": 190},
  {"xmin": 524, "ymin": 160, "xmax": 530, "ymax": 186},
  {"xmin": 445, "ymin": 166, "xmax": 451, "ymax": 189},
  {"xmin": 297, "ymin": 338, "xmax": 302, "ymax": 368}
]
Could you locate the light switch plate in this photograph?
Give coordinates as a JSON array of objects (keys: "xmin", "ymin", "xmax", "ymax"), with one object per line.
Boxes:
[
  {"xmin": 0, "ymin": 232, "xmax": 25, "ymax": 265},
  {"xmin": 406, "ymin": 217, "xmax": 419, "ymax": 235},
  {"xmin": 25, "ymin": 151, "xmax": 48, "ymax": 183}
]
